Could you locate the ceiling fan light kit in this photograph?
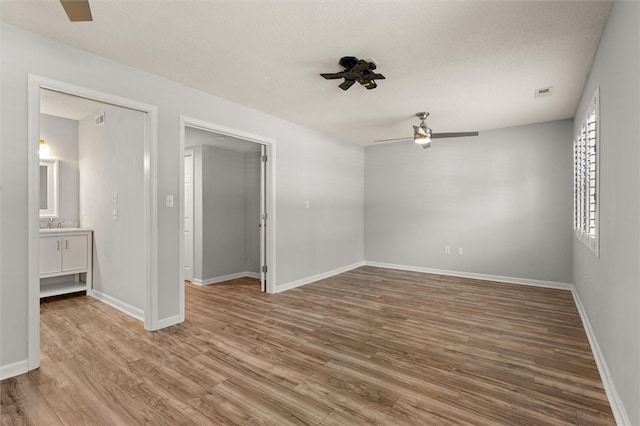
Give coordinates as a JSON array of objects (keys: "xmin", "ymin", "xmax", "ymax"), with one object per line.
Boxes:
[{"xmin": 413, "ymin": 112, "xmax": 433, "ymax": 148}]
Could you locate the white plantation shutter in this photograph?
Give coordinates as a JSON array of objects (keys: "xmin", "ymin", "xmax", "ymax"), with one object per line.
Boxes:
[{"xmin": 573, "ymin": 88, "xmax": 599, "ymax": 256}]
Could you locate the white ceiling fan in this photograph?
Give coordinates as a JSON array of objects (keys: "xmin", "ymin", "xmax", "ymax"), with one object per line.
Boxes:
[
  {"xmin": 373, "ymin": 112, "xmax": 479, "ymax": 149},
  {"xmin": 60, "ymin": 0, "xmax": 93, "ymax": 22}
]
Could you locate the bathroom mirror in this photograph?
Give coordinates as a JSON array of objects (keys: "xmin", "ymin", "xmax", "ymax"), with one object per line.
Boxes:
[{"xmin": 39, "ymin": 159, "xmax": 58, "ymax": 218}]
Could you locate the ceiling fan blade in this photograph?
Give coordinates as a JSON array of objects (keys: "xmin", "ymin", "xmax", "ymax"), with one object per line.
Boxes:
[
  {"xmin": 320, "ymin": 72, "xmax": 345, "ymax": 80},
  {"xmin": 372, "ymin": 137, "xmax": 413, "ymax": 143},
  {"xmin": 338, "ymin": 79, "xmax": 356, "ymax": 91},
  {"xmin": 60, "ymin": 0, "xmax": 93, "ymax": 22},
  {"xmin": 431, "ymin": 131, "xmax": 479, "ymax": 139}
]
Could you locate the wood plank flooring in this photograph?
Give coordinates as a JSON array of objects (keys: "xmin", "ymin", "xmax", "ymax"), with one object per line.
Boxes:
[{"xmin": 1, "ymin": 266, "xmax": 615, "ymax": 425}]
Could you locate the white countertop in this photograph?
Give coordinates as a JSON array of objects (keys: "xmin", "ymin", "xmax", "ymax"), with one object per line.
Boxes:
[{"xmin": 39, "ymin": 227, "xmax": 93, "ymax": 234}]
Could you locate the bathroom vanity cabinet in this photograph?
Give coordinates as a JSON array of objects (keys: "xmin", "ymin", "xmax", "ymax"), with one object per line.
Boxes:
[{"xmin": 39, "ymin": 229, "xmax": 93, "ymax": 298}]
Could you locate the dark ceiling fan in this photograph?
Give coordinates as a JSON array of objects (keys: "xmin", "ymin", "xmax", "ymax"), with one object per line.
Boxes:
[
  {"xmin": 60, "ymin": 0, "xmax": 93, "ymax": 22},
  {"xmin": 320, "ymin": 56, "xmax": 385, "ymax": 91},
  {"xmin": 373, "ymin": 112, "xmax": 479, "ymax": 149}
]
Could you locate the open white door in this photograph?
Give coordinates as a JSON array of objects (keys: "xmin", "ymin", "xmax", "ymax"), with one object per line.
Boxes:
[
  {"xmin": 184, "ymin": 151, "xmax": 194, "ymax": 282},
  {"xmin": 260, "ymin": 144, "xmax": 267, "ymax": 292}
]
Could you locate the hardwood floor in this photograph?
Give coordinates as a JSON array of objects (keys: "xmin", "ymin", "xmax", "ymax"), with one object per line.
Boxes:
[{"xmin": 1, "ymin": 266, "xmax": 615, "ymax": 425}]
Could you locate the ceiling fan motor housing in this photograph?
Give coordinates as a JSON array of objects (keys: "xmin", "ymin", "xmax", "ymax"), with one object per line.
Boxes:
[{"xmin": 320, "ymin": 56, "xmax": 385, "ymax": 91}]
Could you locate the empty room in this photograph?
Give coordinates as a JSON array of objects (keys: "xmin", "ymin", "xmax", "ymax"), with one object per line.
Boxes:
[{"xmin": 0, "ymin": 1, "xmax": 638, "ymax": 425}]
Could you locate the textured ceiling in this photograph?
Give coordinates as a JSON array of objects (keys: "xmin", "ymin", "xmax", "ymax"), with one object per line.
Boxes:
[
  {"xmin": 1, "ymin": 0, "xmax": 611, "ymax": 145},
  {"xmin": 40, "ymin": 88, "xmax": 106, "ymax": 120},
  {"xmin": 40, "ymin": 89, "xmax": 259, "ymax": 152},
  {"xmin": 185, "ymin": 126, "xmax": 262, "ymax": 153}
]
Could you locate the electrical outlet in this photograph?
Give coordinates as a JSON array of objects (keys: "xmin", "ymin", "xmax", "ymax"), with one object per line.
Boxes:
[
  {"xmin": 444, "ymin": 246, "xmax": 451, "ymax": 255},
  {"xmin": 166, "ymin": 195, "xmax": 174, "ymax": 208},
  {"xmin": 458, "ymin": 248, "xmax": 464, "ymax": 256}
]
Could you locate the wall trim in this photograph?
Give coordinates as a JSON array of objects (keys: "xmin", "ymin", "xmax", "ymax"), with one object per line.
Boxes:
[
  {"xmin": 91, "ymin": 290, "xmax": 145, "ymax": 322},
  {"xmin": 364, "ymin": 261, "xmax": 574, "ymax": 290},
  {"xmin": 156, "ymin": 314, "xmax": 182, "ymax": 329},
  {"xmin": 365, "ymin": 260, "xmax": 629, "ymax": 424},
  {"xmin": 275, "ymin": 261, "xmax": 365, "ymax": 293},
  {"xmin": 192, "ymin": 271, "xmax": 261, "ymax": 286},
  {"xmin": 571, "ymin": 288, "xmax": 631, "ymax": 425},
  {"xmin": 0, "ymin": 359, "xmax": 29, "ymax": 381}
]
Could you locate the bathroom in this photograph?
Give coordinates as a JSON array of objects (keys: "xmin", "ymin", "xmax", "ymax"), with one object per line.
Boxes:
[{"xmin": 38, "ymin": 89, "xmax": 147, "ymax": 321}]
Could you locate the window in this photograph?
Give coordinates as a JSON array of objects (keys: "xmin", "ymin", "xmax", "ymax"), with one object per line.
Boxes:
[{"xmin": 573, "ymin": 88, "xmax": 599, "ymax": 256}]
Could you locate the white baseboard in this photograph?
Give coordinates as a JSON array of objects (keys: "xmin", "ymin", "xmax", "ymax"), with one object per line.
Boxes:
[
  {"xmin": 275, "ymin": 261, "xmax": 365, "ymax": 293},
  {"xmin": 156, "ymin": 314, "xmax": 182, "ymax": 330},
  {"xmin": 364, "ymin": 261, "xmax": 574, "ymax": 290},
  {"xmin": 0, "ymin": 359, "xmax": 28, "ymax": 381},
  {"xmin": 571, "ymin": 289, "xmax": 631, "ymax": 425},
  {"xmin": 91, "ymin": 290, "xmax": 144, "ymax": 322},
  {"xmin": 364, "ymin": 260, "xmax": 629, "ymax": 424},
  {"xmin": 192, "ymin": 271, "xmax": 259, "ymax": 286}
]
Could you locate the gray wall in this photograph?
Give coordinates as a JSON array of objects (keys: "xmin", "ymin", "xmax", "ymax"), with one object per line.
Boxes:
[
  {"xmin": 365, "ymin": 120, "xmax": 573, "ymax": 284},
  {"xmin": 79, "ymin": 104, "xmax": 146, "ymax": 312},
  {"xmin": 39, "ymin": 113, "xmax": 79, "ymax": 222},
  {"xmin": 277, "ymin": 131, "xmax": 364, "ymax": 283},
  {"xmin": 202, "ymin": 146, "xmax": 245, "ymax": 279},
  {"xmin": 572, "ymin": 1, "xmax": 639, "ymax": 423},
  {"xmin": 195, "ymin": 145, "xmax": 260, "ymax": 280}
]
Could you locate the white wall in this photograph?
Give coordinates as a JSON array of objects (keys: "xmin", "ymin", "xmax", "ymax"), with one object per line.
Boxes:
[
  {"xmin": 39, "ymin": 113, "xmax": 79, "ymax": 222},
  {"xmin": 79, "ymin": 104, "xmax": 146, "ymax": 313},
  {"xmin": 572, "ymin": 2, "xmax": 639, "ymax": 424},
  {"xmin": 365, "ymin": 120, "xmax": 573, "ymax": 284},
  {"xmin": 1, "ymin": 23, "xmax": 364, "ymax": 369}
]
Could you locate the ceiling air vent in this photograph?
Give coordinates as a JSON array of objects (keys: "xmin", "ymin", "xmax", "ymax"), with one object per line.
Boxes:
[
  {"xmin": 535, "ymin": 86, "xmax": 553, "ymax": 98},
  {"xmin": 95, "ymin": 112, "xmax": 105, "ymax": 126}
]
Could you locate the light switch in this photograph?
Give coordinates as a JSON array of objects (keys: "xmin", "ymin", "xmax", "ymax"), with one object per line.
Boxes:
[
  {"xmin": 112, "ymin": 209, "xmax": 118, "ymax": 221},
  {"xmin": 166, "ymin": 195, "xmax": 174, "ymax": 208},
  {"xmin": 305, "ymin": 200, "xmax": 310, "ymax": 209},
  {"xmin": 458, "ymin": 248, "xmax": 464, "ymax": 256},
  {"xmin": 112, "ymin": 191, "xmax": 118, "ymax": 204},
  {"xmin": 444, "ymin": 246, "xmax": 451, "ymax": 255}
]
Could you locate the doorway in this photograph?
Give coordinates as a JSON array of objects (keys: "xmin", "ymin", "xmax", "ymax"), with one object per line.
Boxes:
[
  {"xmin": 178, "ymin": 117, "xmax": 275, "ymax": 318},
  {"xmin": 27, "ymin": 75, "xmax": 159, "ymax": 371}
]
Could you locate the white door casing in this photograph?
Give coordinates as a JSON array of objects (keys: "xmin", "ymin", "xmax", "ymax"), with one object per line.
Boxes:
[{"xmin": 260, "ymin": 144, "xmax": 267, "ymax": 292}]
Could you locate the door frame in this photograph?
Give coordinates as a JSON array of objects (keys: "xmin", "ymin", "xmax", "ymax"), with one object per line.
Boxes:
[
  {"xmin": 178, "ymin": 115, "xmax": 276, "ymax": 315},
  {"xmin": 27, "ymin": 75, "xmax": 159, "ymax": 371}
]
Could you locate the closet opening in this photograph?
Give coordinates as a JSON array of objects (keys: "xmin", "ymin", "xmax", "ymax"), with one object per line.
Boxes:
[{"xmin": 179, "ymin": 117, "xmax": 275, "ymax": 319}]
